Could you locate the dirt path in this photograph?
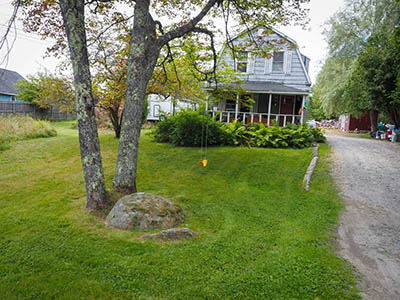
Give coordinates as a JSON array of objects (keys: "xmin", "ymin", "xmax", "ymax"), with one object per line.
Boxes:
[{"xmin": 327, "ymin": 134, "xmax": 400, "ymax": 300}]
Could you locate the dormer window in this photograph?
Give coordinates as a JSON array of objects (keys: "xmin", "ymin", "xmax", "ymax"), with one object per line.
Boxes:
[
  {"xmin": 272, "ymin": 51, "xmax": 284, "ymax": 72},
  {"xmin": 235, "ymin": 51, "xmax": 248, "ymax": 73}
]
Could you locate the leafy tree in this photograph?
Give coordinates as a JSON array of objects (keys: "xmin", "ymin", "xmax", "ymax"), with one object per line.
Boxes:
[
  {"xmin": 307, "ymin": 96, "xmax": 328, "ymax": 121},
  {"xmin": 17, "ymin": 73, "xmax": 75, "ymax": 113},
  {"xmin": 18, "ymin": 0, "xmax": 310, "ymax": 205},
  {"xmin": 313, "ymin": 0, "xmax": 400, "ymax": 129}
]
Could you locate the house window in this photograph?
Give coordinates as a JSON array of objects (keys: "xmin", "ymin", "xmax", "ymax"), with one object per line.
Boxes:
[
  {"xmin": 272, "ymin": 51, "xmax": 284, "ymax": 72},
  {"xmin": 11, "ymin": 96, "xmax": 16, "ymax": 101},
  {"xmin": 235, "ymin": 51, "xmax": 248, "ymax": 73}
]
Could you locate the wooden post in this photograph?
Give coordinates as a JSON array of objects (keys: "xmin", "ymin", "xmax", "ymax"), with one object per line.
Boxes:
[
  {"xmin": 300, "ymin": 95, "xmax": 305, "ymax": 124},
  {"xmin": 292, "ymin": 96, "xmax": 296, "ymax": 124},
  {"xmin": 267, "ymin": 93, "xmax": 272, "ymax": 126},
  {"xmin": 235, "ymin": 94, "xmax": 239, "ymax": 121}
]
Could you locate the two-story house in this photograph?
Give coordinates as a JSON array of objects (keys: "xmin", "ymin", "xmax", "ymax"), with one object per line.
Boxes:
[{"xmin": 206, "ymin": 27, "xmax": 311, "ymax": 126}]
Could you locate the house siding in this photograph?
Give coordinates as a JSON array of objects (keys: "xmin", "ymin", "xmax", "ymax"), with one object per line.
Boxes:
[
  {"xmin": 219, "ymin": 30, "xmax": 310, "ymax": 92},
  {"xmin": 0, "ymin": 94, "xmax": 23, "ymax": 102},
  {"xmin": 0, "ymin": 94, "xmax": 12, "ymax": 101}
]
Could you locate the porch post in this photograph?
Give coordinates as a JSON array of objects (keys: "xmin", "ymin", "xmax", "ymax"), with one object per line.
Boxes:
[
  {"xmin": 205, "ymin": 95, "xmax": 209, "ymax": 112},
  {"xmin": 300, "ymin": 95, "xmax": 305, "ymax": 124},
  {"xmin": 235, "ymin": 94, "xmax": 239, "ymax": 120},
  {"xmin": 292, "ymin": 96, "xmax": 296, "ymax": 124},
  {"xmin": 267, "ymin": 93, "xmax": 272, "ymax": 126}
]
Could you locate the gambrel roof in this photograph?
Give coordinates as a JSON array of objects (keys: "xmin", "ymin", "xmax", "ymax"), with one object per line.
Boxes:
[
  {"xmin": 0, "ymin": 68, "xmax": 25, "ymax": 96},
  {"xmin": 218, "ymin": 26, "xmax": 312, "ymax": 87}
]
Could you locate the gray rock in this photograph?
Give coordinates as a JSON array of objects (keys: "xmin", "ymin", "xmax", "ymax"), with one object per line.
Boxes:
[
  {"xmin": 144, "ymin": 228, "xmax": 196, "ymax": 241},
  {"xmin": 105, "ymin": 192, "xmax": 185, "ymax": 230}
]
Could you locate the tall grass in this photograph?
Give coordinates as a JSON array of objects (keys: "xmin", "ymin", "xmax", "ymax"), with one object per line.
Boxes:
[{"xmin": 0, "ymin": 115, "xmax": 57, "ymax": 150}]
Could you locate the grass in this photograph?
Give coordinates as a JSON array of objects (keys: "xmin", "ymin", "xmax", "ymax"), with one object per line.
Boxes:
[
  {"xmin": 0, "ymin": 115, "xmax": 57, "ymax": 151},
  {"xmin": 0, "ymin": 121, "xmax": 360, "ymax": 300}
]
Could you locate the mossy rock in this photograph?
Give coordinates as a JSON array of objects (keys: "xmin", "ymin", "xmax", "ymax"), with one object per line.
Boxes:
[{"xmin": 105, "ymin": 192, "xmax": 185, "ymax": 230}]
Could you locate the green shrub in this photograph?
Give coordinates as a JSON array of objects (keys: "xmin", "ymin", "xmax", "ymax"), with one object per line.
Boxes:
[
  {"xmin": 152, "ymin": 110, "xmax": 326, "ymax": 148},
  {"xmin": 152, "ymin": 110, "xmax": 229, "ymax": 146},
  {"xmin": 0, "ymin": 115, "xmax": 57, "ymax": 151}
]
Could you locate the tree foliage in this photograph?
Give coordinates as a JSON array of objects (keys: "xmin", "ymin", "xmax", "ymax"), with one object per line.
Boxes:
[
  {"xmin": 16, "ymin": 73, "xmax": 75, "ymax": 113},
  {"xmin": 313, "ymin": 0, "xmax": 400, "ymax": 128}
]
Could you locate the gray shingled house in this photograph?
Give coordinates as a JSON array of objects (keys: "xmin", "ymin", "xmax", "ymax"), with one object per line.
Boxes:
[
  {"xmin": 0, "ymin": 68, "xmax": 25, "ymax": 102},
  {"xmin": 206, "ymin": 27, "xmax": 311, "ymax": 126}
]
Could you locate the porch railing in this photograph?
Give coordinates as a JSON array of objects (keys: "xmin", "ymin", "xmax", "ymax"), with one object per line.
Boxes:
[{"xmin": 209, "ymin": 111, "xmax": 302, "ymax": 127}]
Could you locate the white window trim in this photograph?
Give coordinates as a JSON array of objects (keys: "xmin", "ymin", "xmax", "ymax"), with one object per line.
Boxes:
[
  {"xmin": 234, "ymin": 52, "xmax": 255, "ymax": 74},
  {"xmin": 264, "ymin": 50, "xmax": 293, "ymax": 74},
  {"xmin": 271, "ymin": 51, "xmax": 285, "ymax": 73}
]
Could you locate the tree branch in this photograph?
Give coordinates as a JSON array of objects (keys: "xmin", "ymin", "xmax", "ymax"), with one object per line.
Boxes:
[
  {"xmin": 87, "ymin": 14, "xmax": 134, "ymax": 48},
  {"xmin": 157, "ymin": 0, "xmax": 220, "ymax": 47}
]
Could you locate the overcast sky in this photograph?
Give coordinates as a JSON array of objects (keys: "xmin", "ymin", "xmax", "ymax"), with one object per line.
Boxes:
[{"xmin": 0, "ymin": 0, "xmax": 344, "ymax": 83}]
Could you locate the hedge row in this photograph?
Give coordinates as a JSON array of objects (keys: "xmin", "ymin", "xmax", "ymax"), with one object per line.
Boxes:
[{"xmin": 152, "ymin": 110, "xmax": 326, "ymax": 148}]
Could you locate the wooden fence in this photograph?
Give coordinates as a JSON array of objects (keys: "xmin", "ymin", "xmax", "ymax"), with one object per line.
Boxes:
[{"xmin": 0, "ymin": 101, "xmax": 76, "ymax": 120}]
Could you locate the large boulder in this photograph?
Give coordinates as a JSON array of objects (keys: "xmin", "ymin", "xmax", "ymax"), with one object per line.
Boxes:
[{"xmin": 105, "ymin": 192, "xmax": 185, "ymax": 230}]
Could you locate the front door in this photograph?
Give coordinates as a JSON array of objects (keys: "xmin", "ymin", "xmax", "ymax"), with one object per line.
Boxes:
[{"xmin": 280, "ymin": 96, "xmax": 294, "ymax": 114}]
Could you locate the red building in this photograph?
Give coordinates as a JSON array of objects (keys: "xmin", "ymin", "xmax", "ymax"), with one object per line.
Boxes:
[{"xmin": 338, "ymin": 112, "xmax": 371, "ymax": 131}]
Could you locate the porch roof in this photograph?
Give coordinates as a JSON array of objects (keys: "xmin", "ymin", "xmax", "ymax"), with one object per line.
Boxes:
[
  {"xmin": 204, "ymin": 80, "xmax": 309, "ymax": 95},
  {"xmin": 241, "ymin": 81, "xmax": 308, "ymax": 95}
]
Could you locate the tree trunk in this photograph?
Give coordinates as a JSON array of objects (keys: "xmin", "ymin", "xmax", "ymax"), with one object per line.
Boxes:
[
  {"xmin": 59, "ymin": 0, "xmax": 106, "ymax": 209},
  {"xmin": 108, "ymin": 105, "xmax": 121, "ymax": 138},
  {"xmin": 388, "ymin": 109, "xmax": 400, "ymax": 129},
  {"xmin": 370, "ymin": 109, "xmax": 379, "ymax": 131},
  {"xmin": 113, "ymin": 0, "xmax": 159, "ymax": 193}
]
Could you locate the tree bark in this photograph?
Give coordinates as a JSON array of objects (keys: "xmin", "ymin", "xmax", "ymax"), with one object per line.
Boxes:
[
  {"xmin": 370, "ymin": 109, "xmax": 379, "ymax": 131},
  {"xmin": 113, "ymin": 0, "xmax": 219, "ymax": 193},
  {"xmin": 59, "ymin": 0, "xmax": 106, "ymax": 209},
  {"xmin": 113, "ymin": 0, "xmax": 159, "ymax": 193},
  {"xmin": 108, "ymin": 105, "xmax": 121, "ymax": 138}
]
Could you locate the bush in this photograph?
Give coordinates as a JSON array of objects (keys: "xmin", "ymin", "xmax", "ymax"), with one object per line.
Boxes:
[
  {"xmin": 0, "ymin": 115, "xmax": 57, "ymax": 151},
  {"xmin": 152, "ymin": 110, "xmax": 229, "ymax": 146},
  {"xmin": 152, "ymin": 110, "xmax": 326, "ymax": 148}
]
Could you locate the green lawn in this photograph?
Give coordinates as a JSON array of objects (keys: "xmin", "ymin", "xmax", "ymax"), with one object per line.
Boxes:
[{"xmin": 0, "ymin": 121, "xmax": 359, "ymax": 300}]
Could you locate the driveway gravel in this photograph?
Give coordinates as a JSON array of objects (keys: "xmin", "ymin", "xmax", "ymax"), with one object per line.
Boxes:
[{"xmin": 327, "ymin": 133, "xmax": 400, "ymax": 300}]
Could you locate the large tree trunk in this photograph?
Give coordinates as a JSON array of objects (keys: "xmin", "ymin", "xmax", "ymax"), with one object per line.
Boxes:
[
  {"xmin": 370, "ymin": 109, "xmax": 379, "ymax": 131},
  {"xmin": 113, "ymin": 0, "xmax": 159, "ymax": 193},
  {"xmin": 59, "ymin": 0, "xmax": 106, "ymax": 209}
]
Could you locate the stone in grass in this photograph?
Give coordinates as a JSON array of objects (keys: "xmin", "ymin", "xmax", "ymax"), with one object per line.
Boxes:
[
  {"xmin": 105, "ymin": 192, "xmax": 185, "ymax": 230},
  {"xmin": 143, "ymin": 228, "xmax": 196, "ymax": 241}
]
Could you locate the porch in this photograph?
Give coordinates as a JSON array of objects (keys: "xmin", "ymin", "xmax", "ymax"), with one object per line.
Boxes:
[{"xmin": 208, "ymin": 93, "xmax": 307, "ymax": 126}]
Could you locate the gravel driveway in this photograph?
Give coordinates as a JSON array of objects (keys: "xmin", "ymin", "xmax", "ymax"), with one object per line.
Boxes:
[{"xmin": 327, "ymin": 133, "xmax": 400, "ymax": 300}]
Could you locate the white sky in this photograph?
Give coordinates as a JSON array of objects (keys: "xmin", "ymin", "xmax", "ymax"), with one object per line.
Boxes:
[{"xmin": 0, "ymin": 0, "xmax": 344, "ymax": 83}]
